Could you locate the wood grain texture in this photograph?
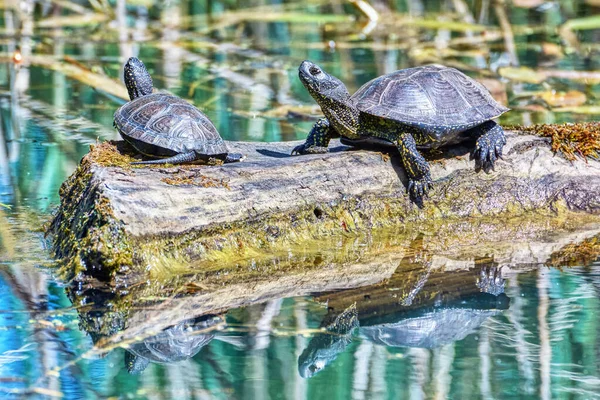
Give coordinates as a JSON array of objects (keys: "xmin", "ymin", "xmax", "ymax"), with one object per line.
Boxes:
[{"xmin": 100, "ymin": 132, "xmax": 600, "ymax": 238}]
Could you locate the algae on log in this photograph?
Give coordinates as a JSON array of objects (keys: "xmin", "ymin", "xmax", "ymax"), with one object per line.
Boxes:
[{"xmin": 48, "ymin": 131, "xmax": 600, "ymax": 282}]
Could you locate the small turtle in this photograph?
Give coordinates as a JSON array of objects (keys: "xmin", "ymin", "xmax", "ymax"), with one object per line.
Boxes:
[
  {"xmin": 293, "ymin": 61, "xmax": 509, "ymax": 204},
  {"xmin": 125, "ymin": 315, "xmax": 222, "ymax": 374},
  {"xmin": 114, "ymin": 57, "xmax": 243, "ymax": 165}
]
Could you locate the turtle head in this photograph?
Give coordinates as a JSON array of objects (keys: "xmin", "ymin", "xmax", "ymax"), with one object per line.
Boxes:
[
  {"xmin": 124, "ymin": 57, "xmax": 153, "ymax": 100},
  {"xmin": 299, "ymin": 60, "xmax": 358, "ymax": 137},
  {"xmin": 299, "ymin": 61, "xmax": 350, "ymax": 103},
  {"xmin": 297, "ymin": 335, "xmax": 341, "ymax": 379}
]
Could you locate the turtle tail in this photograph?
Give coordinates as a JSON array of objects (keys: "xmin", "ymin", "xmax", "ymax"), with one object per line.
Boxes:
[{"xmin": 131, "ymin": 151, "xmax": 198, "ymax": 165}]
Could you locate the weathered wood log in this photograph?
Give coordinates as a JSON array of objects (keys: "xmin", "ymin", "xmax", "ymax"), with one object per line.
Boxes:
[{"xmin": 48, "ymin": 131, "xmax": 600, "ymax": 283}]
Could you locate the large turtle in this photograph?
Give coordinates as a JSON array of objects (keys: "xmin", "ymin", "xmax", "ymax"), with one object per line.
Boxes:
[
  {"xmin": 292, "ymin": 61, "xmax": 509, "ymax": 203},
  {"xmin": 298, "ymin": 303, "xmax": 359, "ymax": 378},
  {"xmin": 298, "ymin": 267, "xmax": 509, "ymax": 378},
  {"xmin": 114, "ymin": 57, "xmax": 243, "ymax": 165}
]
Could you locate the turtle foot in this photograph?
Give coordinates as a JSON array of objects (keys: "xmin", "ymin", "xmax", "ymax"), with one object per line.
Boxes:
[
  {"xmin": 477, "ymin": 266, "xmax": 505, "ymax": 296},
  {"xmin": 291, "ymin": 144, "xmax": 329, "ymax": 155},
  {"xmin": 225, "ymin": 153, "xmax": 245, "ymax": 163},
  {"xmin": 471, "ymin": 137, "xmax": 505, "ymax": 173},
  {"xmin": 470, "ymin": 123, "xmax": 506, "ymax": 173},
  {"xmin": 407, "ymin": 176, "xmax": 433, "ymax": 206}
]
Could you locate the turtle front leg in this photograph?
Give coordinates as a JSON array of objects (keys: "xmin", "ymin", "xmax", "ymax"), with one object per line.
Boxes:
[
  {"xmin": 469, "ymin": 121, "xmax": 506, "ymax": 173},
  {"xmin": 395, "ymin": 133, "xmax": 433, "ymax": 205},
  {"xmin": 291, "ymin": 118, "xmax": 332, "ymax": 155}
]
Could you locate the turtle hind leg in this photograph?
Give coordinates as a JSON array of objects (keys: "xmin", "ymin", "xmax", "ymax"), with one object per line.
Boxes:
[
  {"xmin": 395, "ymin": 132, "xmax": 433, "ymax": 207},
  {"xmin": 131, "ymin": 151, "xmax": 198, "ymax": 165},
  {"xmin": 468, "ymin": 121, "xmax": 506, "ymax": 173}
]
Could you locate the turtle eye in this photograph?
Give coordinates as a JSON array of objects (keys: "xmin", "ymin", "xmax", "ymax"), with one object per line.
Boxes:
[{"xmin": 309, "ymin": 66, "xmax": 321, "ymax": 76}]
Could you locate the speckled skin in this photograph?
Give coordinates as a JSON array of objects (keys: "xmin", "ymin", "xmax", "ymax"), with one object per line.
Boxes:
[
  {"xmin": 114, "ymin": 57, "xmax": 243, "ymax": 165},
  {"xmin": 298, "ymin": 303, "xmax": 359, "ymax": 378},
  {"xmin": 293, "ymin": 61, "xmax": 508, "ymax": 204}
]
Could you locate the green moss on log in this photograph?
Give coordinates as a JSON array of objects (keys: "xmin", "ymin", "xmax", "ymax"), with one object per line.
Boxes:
[
  {"xmin": 548, "ymin": 235, "xmax": 600, "ymax": 267},
  {"xmin": 66, "ymin": 214, "xmax": 600, "ymax": 344},
  {"xmin": 48, "ymin": 149, "xmax": 134, "ymax": 281},
  {"xmin": 89, "ymin": 141, "xmax": 138, "ymax": 168},
  {"xmin": 135, "ymin": 200, "xmax": 600, "ymax": 283},
  {"xmin": 161, "ymin": 171, "xmax": 230, "ymax": 188}
]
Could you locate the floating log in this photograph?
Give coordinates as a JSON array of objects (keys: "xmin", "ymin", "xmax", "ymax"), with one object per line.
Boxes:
[{"xmin": 48, "ymin": 130, "xmax": 600, "ymax": 284}]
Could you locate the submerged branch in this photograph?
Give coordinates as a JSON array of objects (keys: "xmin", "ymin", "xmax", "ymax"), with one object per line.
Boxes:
[
  {"xmin": 0, "ymin": 54, "xmax": 128, "ymax": 99},
  {"xmin": 499, "ymin": 67, "xmax": 600, "ymax": 84},
  {"xmin": 493, "ymin": 0, "xmax": 518, "ymax": 66},
  {"xmin": 35, "ymin": 13, "xmax": 110, "ymax": 28}
]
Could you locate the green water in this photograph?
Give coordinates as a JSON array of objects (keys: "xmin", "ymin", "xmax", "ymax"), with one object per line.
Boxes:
[{"xmin": 2, "ymin": 0, "xmax": 600, "ymax": 398}]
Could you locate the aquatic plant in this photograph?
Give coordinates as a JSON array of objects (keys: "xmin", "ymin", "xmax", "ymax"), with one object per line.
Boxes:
[{"xmin": 517, "ymin": 123, "xmax": 600, "ymax": 161}]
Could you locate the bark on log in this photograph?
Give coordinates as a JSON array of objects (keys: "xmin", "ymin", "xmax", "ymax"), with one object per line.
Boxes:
[{"xmin": 48, "ymin": 131, "xmax": 600, "ymax": 283}]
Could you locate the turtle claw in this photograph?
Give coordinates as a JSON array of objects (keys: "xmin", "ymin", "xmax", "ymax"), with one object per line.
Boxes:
[
  {"xmin": 469, "ymin": 121, "xmax": 507, "ymax": 173},
  {"xmin": 477, "ymin": 266, "xmax": 505, "ymax": 296},
  {"xmin": 407, "ymin": 176, "xmax": 433, "ymax": 206},
  {"xmin": 291, "ymin": 144, "xmax": 329, "ymax": 155},
  {"xmin": 496, "ymin": 144, "xmax": 504, "ymax": 160},
  {"xmin": 472, "ymin": 137, "xmax": 505, "ymax": 173},
  {"xmin": 224, "ymin": 153, "xmax": 245, "ymax": 163}
]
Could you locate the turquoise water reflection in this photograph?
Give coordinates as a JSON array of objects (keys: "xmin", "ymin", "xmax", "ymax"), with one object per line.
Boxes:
[
  {"xmin": 1, "ymin": 257, "xmax": 600, "ymax": 398},
  {"xmin": 2, "ymin": 0, "xmax": 600, "ymax": 398}
]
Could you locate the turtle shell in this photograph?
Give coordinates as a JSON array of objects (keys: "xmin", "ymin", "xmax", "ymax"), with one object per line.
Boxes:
[
  {"xmin": 351, "ymin": 64, "xmax": 508, "ymax": 132},
  {"xmin": 127, "ymin": 322, "xmax": 215, "ymax": 364},
  {"xmin": 114, "ymin": 93, "xmax": 228, "ymax": 157},
  {"xmin": 125, "ymin": 316, "xmax": 222, "ymax": 373},
  {"xmin": 359, "ymin": 308, "xmax": 501, "ymax": 348}
]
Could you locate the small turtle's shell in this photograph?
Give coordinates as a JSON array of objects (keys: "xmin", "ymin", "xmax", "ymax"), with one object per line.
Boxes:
[
  {"xmin": 127, "ymin": 325, "xmax": 214, "ymax": 364},
  {"xmin": 114, "ymin": 93, "xmax": 228, "ymax": 157},
  {"xmin": 125, "ymin": 317, "xmax": 220, "ymax": 374},
  {"xmin": 351, "ymin": 65, "xmax": 508, "ymax": 133}
]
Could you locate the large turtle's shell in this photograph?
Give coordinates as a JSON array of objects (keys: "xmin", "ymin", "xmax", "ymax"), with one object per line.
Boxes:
[
  {"xmin": 351, "ymin": 64, "xmax": 508, "ymax": 133},
  {"xmin": 114, "ymin": 93, "xmax": 228, "ymax": 157},
  {"xmin": 359, "ymin": 308, "xmax": 501, "ymax": 348}
]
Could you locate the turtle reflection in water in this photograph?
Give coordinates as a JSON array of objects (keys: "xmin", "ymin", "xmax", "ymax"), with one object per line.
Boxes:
[
  {"xmin": 298, "ymin": 266, "xmax": 509, "ymax": 378},
  {"xmin": 293, "ymin": 61, "xmax": 509, "ymax": 204},
  {"xmin": 298, "ymin": 303, "xmax": 360, "ymax": 378},
  {"xmin": 114, "ymin": 57, "xmax": 243, "ymax": 165},
  {"xmin": 125, "ymin": 314, "xmax": 224, "ymax": 374}
]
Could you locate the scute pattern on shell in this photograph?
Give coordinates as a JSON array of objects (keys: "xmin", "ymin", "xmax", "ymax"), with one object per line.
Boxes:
[
  {"xmin": 114, "ymin": 93, "xmax": 228, "ymax": 155},
  {"xmin": 351, "ymin": 64, "xmax": 508, "ymax": 129}
]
